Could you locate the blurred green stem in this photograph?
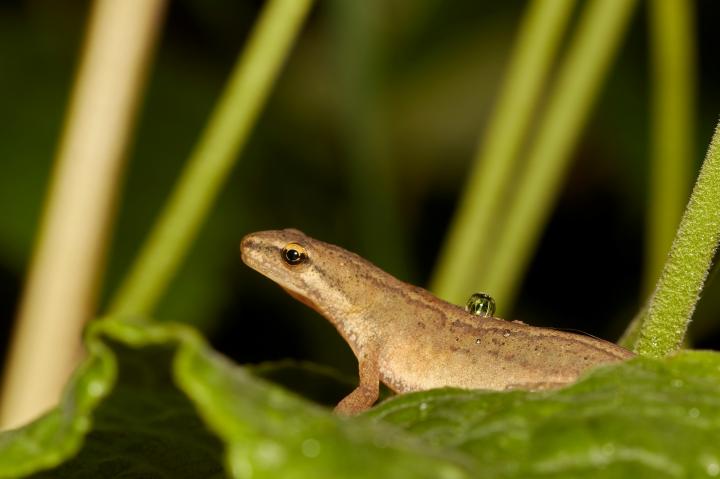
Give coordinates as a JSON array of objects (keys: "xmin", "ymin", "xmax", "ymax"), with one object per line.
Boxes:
[
  {"xmin": 619, "ymin": 0, "xmax": 695, "ymax": 349},
  {"xmin": 109, "ymin": 0, "xmax": 314, "ymax": 317},
  {"xmin": 481, "ymin": 0, "xmax": 637, "ymax": 312},
  {"xmin": 643, "ymin": 0, "xmax": 695, "ymax": 295},
  {"xmin": 633, "ymin": 122, "xmax": 720, "ymax": 357},
  {"xmin": 430, "ymin": 0, "xmax": 575, "ymax": 303},
  {"xmin": 331, "ymin": 0, "xmax": 410, "ymax": 279},
  {"xmin": 1, "ymin": 0, "xmax": 166, "ymax": 429}
]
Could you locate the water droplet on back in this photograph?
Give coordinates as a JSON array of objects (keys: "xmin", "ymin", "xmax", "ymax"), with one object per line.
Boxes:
[{"xmin": 465, "ymin": 292, "xmax": 496, "ymax": 317}]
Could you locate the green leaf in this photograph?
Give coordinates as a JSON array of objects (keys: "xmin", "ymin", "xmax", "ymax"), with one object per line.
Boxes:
[
  {"xmin": 365, "ymin": 351, "xmax": 720, "ymax": 478},
  {"xmin": 2, "ymin": 318, "xmax": 720, "ymax": 478},
  {"xmin": 0, "ymin": 318, "xmax": 468, "ymax": 478},
  {"xmin": 28, "ymin": 343, "xmax": 226, "ymax": 479},
  {"xmin": 249, "ymin": 360, "xmax": 356, "ymax": 406}
]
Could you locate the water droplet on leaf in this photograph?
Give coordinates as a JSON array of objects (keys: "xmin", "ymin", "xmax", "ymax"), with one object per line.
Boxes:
[
  {"xmin": 87, "ymin": 380, "xmax": 105, "ymax": 398},
  {"xmin": 254, "ymin": 440, "xmax": 286, "ymax": 468},
  {"xmin": 301, "ymin": 438, "xmax": 321, "ymax": 458}
]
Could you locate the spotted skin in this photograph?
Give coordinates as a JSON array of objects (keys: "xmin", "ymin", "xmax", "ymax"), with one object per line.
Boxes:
[{"xmin": 240, "ymin": 229, "xmax": 634, "ymax": 414}]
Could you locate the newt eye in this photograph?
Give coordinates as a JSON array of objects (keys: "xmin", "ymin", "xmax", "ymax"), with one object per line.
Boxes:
[{"xmin": 282, "ymin": 243, "xmax": 307, "ymax": 265}]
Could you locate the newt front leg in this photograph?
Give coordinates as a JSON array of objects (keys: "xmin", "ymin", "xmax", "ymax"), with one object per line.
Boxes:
[{"xmin": 335, "ymin": 350, "xmax": 380, "ymax": 415}]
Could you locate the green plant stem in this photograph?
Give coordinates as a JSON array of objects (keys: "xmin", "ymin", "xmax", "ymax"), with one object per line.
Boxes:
[
  {"xmin": 0, "ymin": 0, "xmax": 166, "ymax": 429},
  {"xmin": 109, "ymin": 0, "xmax": 314, "ymax": 317},
  {"xmin": 620, "ymin": 0, "xmax": 696, "ymax": 349},
  {"xmin": 331, "ymin": 0, "xmax": 410, "ymax": 279},
  {"xmin": 618, "ymin": 305, "xmax": 645, "ymax": 349},
  {"xmin": 634, "ymin": 122, "xmax": 720, "ymax": 358},
  {"xmin": 430, "ymin": 0, "xmax": 575, "ymax": 304},
  {"xmin": 480, "ymin": 0, "xmax": 638, "ymax": 312},
  {"xmin": 643, "ymin": 0, "xmax": 695, "ymax": 295}
]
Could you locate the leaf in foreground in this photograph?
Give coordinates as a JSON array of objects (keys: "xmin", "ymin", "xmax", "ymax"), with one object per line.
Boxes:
[
  {"xmin": 0, "ymin": 318, "xmax": 467, "ymax": 478},
  {"xmin": 366, "ymin": 350, "xmax": 720, "ymax": 478},
  {"xmin": 1, "ymin": 317, "xmax": 720, "ymax": 478}
]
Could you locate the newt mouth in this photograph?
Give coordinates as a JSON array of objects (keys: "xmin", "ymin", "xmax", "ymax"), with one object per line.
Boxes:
[
  {"xmin": 239, "ymin": 233, "xmax": 268, "ymax": 271},
  {"xmin": 239, "ymin": 234, "xmax": 255, "ymax": 264}
]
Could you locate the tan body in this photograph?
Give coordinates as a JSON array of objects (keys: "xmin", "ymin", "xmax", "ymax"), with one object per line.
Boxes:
[{"xmin": 241, "ymin": 229, "xmax": 634, "ymax": 414}]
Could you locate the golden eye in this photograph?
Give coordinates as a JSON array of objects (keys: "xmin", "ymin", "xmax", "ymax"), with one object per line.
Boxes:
[{"xmin": 282, "ymin": 243, "xmax": 307, "ymax": 265}]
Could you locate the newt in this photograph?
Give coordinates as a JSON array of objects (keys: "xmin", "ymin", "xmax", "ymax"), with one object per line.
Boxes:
[{"xmin": 240, "ymin": 228, "xmax": 635, "ymax": 414}]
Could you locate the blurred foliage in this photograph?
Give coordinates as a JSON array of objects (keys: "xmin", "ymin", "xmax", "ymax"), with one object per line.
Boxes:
[{"xmin": 1, "ymin": 0, "xmax": 720, "ymax": 376}]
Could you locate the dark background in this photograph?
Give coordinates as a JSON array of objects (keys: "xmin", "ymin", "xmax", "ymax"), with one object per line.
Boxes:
[{"xmin": 1, "ymin": 0, "xmax": 719, "ymax": 378}]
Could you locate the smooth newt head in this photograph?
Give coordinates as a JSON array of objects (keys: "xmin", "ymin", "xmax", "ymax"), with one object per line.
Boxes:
[
  {"xmin": 240, "ymin": 228, "xmax": 354, "ymax": 319},
  {"xmin": 241, "ymin": 228, "xmax": 311, "ymax": 284}
]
